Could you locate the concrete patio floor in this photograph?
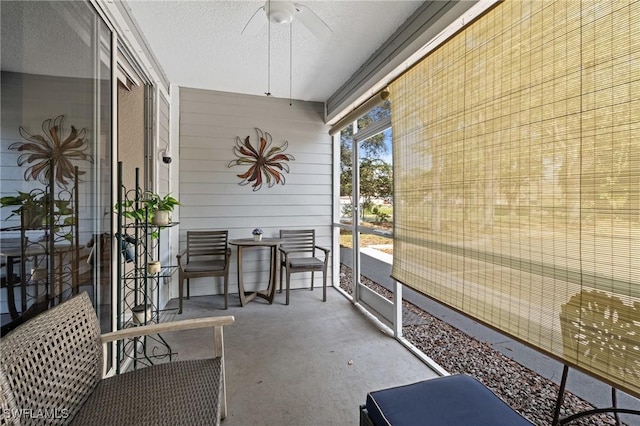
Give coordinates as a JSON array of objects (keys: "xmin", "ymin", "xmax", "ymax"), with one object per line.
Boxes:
[{"xmin": 161, "ymin": 287, "xmax": 438, "ymax": 425}]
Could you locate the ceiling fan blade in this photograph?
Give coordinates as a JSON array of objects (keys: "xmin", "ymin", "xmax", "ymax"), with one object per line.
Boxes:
[
  {"xmin": 294, "ymin": 4, "xmax": 332, "ymax": 40},
  {"xmin": 241, "ymin": 5, "xmax": 266, "ymax": 35}
]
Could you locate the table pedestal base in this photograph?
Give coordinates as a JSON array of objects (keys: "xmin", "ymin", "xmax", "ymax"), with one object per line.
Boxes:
[{"xmin": 231, "ymin": 238, "xmax": 282, "ymax": 307}]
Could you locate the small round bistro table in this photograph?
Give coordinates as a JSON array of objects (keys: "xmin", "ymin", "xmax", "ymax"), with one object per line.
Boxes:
[{"xmin": 229, "ymin": 238, "xmax": 283, "ymax": 306}]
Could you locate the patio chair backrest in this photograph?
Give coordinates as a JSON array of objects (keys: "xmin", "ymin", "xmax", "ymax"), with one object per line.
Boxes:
[
  {"xmin": 560, "ymin": 289, "xmax": 640, "ymax": 383},
  {"xmin": 279, "ymin": 229, "xmax": 316, "ymax": 256},
  {"xmin": 0, "ymin": 367, "xmax": 18, "ymax": 426},
  {"xmin": 0, "ymin": 293, "xmax": 102, "ymax": 425},
  {"xmin": 186, "ymin": 230, "xmax": 229, "ymax": 263}
]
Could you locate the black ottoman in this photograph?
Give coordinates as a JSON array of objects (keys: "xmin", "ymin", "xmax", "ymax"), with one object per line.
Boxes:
[{"xmin": 360, "ymin": 374, "xmax": 534, "ymax": 426}]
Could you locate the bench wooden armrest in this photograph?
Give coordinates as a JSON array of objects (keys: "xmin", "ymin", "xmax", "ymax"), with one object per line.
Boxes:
[
  {"xmin": 100, "ymin": 315, "xmax": 235, "ymax": 343},
  {"xmin": 101, "ymin": 315, "xmax": 235, "ymax": 419}
]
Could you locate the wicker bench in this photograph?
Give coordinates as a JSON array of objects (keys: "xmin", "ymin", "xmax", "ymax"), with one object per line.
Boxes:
[
  {"xmin": 0, "ymin": 292, "xmax": 234, "ymax": 426},
  {"xmin": 360, "ymin": 374, "xmax": 534, "ymax": 426}
]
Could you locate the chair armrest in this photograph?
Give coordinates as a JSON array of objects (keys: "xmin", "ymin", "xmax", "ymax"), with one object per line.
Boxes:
[
  {"xmin": 100, "ymin": 315, "xmax": 235, "ymax": 343},
  {"xmin": 315, "ymin": 246, "xmax": 330, "ymax": 256},
  {"xmin": 176, "ymin": 250, "xmax": 187, "ymax": 267},
  {"xmin": 279, "ymin": 247, "xmax": 292, "ymax": 255}
]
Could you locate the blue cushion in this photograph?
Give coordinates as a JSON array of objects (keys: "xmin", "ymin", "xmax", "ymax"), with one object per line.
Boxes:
[{"xmin": 365, "ymin": 375, "xmax": 533, "ymax": 426}]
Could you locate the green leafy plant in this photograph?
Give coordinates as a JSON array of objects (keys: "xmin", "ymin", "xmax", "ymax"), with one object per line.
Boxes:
[
  {"xmin": 1, "ymin": 190, "xmax": 73, "ymax": 236},
  {"xmin": 1, "ymin": 190, "xmax": 48, "ymax": 229},
  {"xmin": 144, "ymin": 192, "xmax": 180, "ymax": 227},
  {"xmin": 115, "ymin": 191, "xmax": 180, "ymax": 223},
  {"xmin": 115, "ymin": 199, "xmax": 146, "ymax": 222},
  {"xmin": 341, "ymin": 203, "xmax": 353, "ymax": 217},
  {"xmin": 372, "ymin": 206, "xmax": 390, "ymax": 223},
  {"xmin": 143, "ymin": 192, "xmax": 180, "ymax": 213}
]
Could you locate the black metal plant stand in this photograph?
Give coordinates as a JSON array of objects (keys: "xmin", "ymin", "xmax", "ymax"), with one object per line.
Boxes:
[
  {"xmin": 1, "ymin": 169, "xmax": 80, "ymax": 335},
  {"xmin": 115, "ymin": 161, "xmax": 177, "ymax": 372}
]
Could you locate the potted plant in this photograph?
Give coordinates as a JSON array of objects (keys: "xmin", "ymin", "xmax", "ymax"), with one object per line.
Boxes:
[
  {"xmin": 115, "ymin": 191, "xmax": 180, "ymax": 226},
  {"xmin": 143, "ymin": 191, "xmax": 180, "ymax": 226},
  {"xmin": 131, "ymin": 303, "xmax": 152, "ymax": 325},
  {"xmin": 252, "ymin": 228, "xmax": 263, "ymax": 241},
  {"xmin": 147, "ymin": 260, "xmax": 161, "ymax": 274},
  {"xmin": 1, "ymin": 190, "xmax": 45, "ymax": 229}
]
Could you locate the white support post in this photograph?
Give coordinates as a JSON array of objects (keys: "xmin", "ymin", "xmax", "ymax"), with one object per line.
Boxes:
[
  {"xmin": 393, "ymin": 279, "xmax": 403, "ymax": 338},
  {"xmin": 352, "ymin": 121, "xmax": 360, "ymax": 301}
]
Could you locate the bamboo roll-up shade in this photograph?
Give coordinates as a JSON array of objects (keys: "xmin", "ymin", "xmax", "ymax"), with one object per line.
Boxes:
[{"xmin": 391, "ymin": 0, "xmax": 640, "ymax": 397}]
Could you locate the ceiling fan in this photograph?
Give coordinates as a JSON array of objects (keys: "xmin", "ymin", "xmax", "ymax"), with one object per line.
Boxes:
[
  {"xmin": 242, "ymin": 1, "xmax": 332, "ymax": 101},
  {"xmin": 242, "ymin": 0, "xmax": 332, "ymax": 40}
]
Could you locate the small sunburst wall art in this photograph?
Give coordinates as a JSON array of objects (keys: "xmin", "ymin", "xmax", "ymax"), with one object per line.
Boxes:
[
  {"xmin": 10, "ymin": 115, "xmax": 93, "ymax": 187},
  {"xmin": 228, "ymin": 128, "xmax": 295, "ymax": 191}
]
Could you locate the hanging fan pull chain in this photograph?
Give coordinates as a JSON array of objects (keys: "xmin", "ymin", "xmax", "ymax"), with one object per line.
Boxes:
[
  {"xmin": 289, "ymin": 22, "xmax": 293, "ymax": 106},
  {"xmin": 266, "ymin": 0, "xmax": 272, "ymax": 96}
]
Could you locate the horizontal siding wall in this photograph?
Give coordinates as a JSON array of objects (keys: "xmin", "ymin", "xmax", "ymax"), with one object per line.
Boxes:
[{"xmin": 178, "ymin": 88, "xmax": 332, "ymax": 300}]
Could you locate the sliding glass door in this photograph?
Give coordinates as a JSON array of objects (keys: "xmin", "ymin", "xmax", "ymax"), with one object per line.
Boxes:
[{"xmin": 1, "ymin": 1, "xmax": 112, "ymax": 335}]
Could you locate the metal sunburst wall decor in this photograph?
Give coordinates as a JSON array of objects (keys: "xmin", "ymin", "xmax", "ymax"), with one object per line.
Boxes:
[
  {"xmin": 10, "ymin": 115, "xmax": 93, "ymax": 187},
  {"xmin": 228, "ymin": 128, "xmax": 295, "ymax": 191}
]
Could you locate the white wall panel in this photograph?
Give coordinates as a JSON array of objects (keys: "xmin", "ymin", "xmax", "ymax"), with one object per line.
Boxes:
[
  {"xmin": 178, "ymin": 88, "xmax": 332, "ymax": 300},
  {"xmin": 156, "ymin": 90, "xmax": 172, "ymax": 309}
]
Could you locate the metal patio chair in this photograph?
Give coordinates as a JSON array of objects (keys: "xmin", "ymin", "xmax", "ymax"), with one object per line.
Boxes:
[
  {"xmin": 177, "ymin": 230, "xmax": 231, "ymax": 312},
  {"xmin": 279, "ymin": 229, "xmax": 330, "ymax": 305}
]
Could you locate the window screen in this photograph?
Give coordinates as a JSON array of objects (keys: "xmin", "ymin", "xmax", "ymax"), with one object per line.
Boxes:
[{"xmin": 391, "ymin": 0, "xmax": 640, "ymax": 396}]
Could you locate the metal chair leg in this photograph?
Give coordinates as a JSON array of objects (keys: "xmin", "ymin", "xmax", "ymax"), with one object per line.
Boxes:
[
  {"xmin": 178, "ymin": 278, "xmax": 184, "ymax": 314},
  {"xmin": 322, "ymin": 266, "xmax": 327, "ymax": 302},
  {"xmin": 552, "ymin": 365, "xmax": 569, "ymax": 426},
  {"xmin": 286, "ymin": 270, "xmax": 291, "ymax": 305},
  {"xmin": 612, "ymin": 387, "xmax": 620, "ymax": 426},
  {"xmin": 224, "ymin": 277, "xmax": 228, "ymax": 310}
]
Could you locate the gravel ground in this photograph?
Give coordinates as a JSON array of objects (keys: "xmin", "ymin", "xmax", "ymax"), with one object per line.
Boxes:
[{"xmin": 339, "ymin": 264, "xmax": 619, "ymax": 425}]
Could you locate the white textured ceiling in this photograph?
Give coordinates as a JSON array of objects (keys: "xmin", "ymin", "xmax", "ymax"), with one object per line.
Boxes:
[{"xmin": 125, "ymin": 0, "xmax": 424, "ymax": 103}]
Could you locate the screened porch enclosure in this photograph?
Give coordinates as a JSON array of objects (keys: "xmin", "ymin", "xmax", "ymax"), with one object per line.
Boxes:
[
  {"xmin": 2, "ymin": 0, "xmax": 640, "ymax": 423},
  {"xmin": 390, "ymin": 0, "xmax": 640, "ymax": 399}
]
